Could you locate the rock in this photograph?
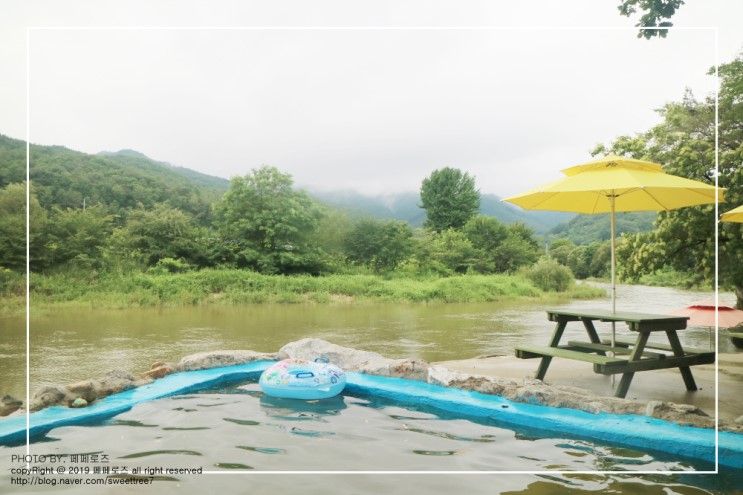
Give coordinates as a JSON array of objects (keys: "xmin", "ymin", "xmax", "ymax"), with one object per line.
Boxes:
[
  {"xmin": 0, "ymin": 395, "xmax": 23, "ymax": 416},
  {"xmin": 66, "ymin": 380, "xmax": 98, "ymax": 402},
  {"xmin": 63, "ymin": 371, "xmax": 137, "ymax": 404},
  {"xmin": 151, "ymin": 361, "xmax": 166, "ymax": 369},
  {"xmin": 426, "ymin": 365, "xmax": 718, "ymax": 428},
  {"xmin": 177, "ymin": 350, "xmax": 277, "ymax": 371},
  {"xmin": 94, "ymin": 370, "xmax": 137, "ymax": 396},
  {"xmin": 142, "ymin": 363, "xmax": 174, "ymax": 380},
  {"xmin": 429, "ymin": 365, "xmax": 519, "ymax": 396},
  {"xmin": 133, "ymin": 377, "xmax": 154, "ymax": 387},
  {"xmin": 30, "ymin": 386, "xmax": 71, "ymax": 411},
  {"xmin": 513, "ymin": 385, "xmax": 558, "ymax": 405},
  {"xmin": 278, "ymin": 338, "xmax": 429, "ymax": 380},
  {"xmin": 70, "ymin": 397, "xmax": 88, "ymax": 408}
]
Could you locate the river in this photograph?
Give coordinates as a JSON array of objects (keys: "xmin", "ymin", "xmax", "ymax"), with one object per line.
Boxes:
[{"xmin": 0, "ymin": 283, "xmax": 737, "ymax": 399}]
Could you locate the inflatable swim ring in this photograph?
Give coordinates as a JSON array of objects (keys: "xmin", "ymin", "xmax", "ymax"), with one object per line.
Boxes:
[{"xmin": 259, "ymin": 358, "xmax": 346, "ymax": 400}]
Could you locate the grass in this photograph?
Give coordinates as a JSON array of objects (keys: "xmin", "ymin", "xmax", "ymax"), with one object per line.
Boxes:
[
  {"xmin": 0, "ymin": 268, "xmax": 605, "ymax": 316},
  {"xmin": 636, "ymin": 268, "xmax": 708, "ymax": 291},
  {"xmin": 585, "ymin": 269, "xmax": 709, "ymax": 292}
]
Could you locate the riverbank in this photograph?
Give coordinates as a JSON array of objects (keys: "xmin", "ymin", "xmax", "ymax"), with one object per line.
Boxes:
[{"xmin": 0, "ymin": 269, "xmax": 604, "ymax": 316}]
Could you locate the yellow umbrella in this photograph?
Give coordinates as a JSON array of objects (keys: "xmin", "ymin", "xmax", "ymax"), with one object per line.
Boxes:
[
  {"xmin": 721, "ymin": 204, "xmax": 743, "ymax": 223},
  {"xmin": 504, "ymin": 155, "xmax": 724, "ymax": 351}
]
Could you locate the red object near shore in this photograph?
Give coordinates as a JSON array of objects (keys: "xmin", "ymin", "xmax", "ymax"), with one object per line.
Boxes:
[{"xmin": 671, "ymin": 301, "xmax": 743, "ymax": 329}]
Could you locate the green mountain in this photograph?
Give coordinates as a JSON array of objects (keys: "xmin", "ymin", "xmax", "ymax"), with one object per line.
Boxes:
[
  {"xmin": 0, "ymin": 134, "xmax": 228, "ymax": 221},
  {"xmin": 98, "ymin": 149, "xmax": 230, "ymax": 191},
  {"xmin": 309, "ymin": 189, "xmax": 574, "ymax": 233},
  {"xmin": 548, "ymin": 211, "xmax": 657, "ymax": 244}
]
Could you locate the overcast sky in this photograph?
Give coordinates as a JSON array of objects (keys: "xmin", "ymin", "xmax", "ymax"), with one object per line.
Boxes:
[{"xmin": 2, "ymin": 1, "xmax": 742, "ymax": 197}]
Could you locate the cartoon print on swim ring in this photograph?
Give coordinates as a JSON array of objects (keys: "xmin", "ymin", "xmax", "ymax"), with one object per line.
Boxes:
[{"xmin": 258, "ymin": 357, "xmax": 346, "ymax": 400}]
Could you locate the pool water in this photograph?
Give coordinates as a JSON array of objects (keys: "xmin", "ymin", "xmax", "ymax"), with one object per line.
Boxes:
[{"xmin": 3, "ymin": 381, "xmax": 741, "ymax": 494}]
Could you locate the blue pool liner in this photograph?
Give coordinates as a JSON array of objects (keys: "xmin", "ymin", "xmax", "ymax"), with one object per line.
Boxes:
[{"xmin": 0, "ymin": 360, "xmax": 741, "ymax": 468}]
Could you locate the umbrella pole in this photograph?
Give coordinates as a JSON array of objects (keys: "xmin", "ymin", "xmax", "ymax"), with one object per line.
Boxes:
[{"xmin": 610, "ymin": 194, "xmax": 617, "ymax": 387}]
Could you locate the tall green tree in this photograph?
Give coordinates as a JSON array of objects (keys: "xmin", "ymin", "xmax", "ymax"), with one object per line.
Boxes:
[
  {"xmin": 214, "ymin": 166, "xmax": 326, "ymax": 274},
  {"xmin": 600, "ymin": 55, "xmax": 743, "ymax": 307},
  {"xmin": 420, "ymin": 167, "xmax": 480, "ymax": 232}
]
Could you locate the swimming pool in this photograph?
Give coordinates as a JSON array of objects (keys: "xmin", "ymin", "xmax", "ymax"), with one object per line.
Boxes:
[{"xmin": 1, "ymin": 361, "xmax": 742, "ymax": 494}]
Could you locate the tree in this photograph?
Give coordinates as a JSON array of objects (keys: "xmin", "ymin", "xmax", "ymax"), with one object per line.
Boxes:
[
  {"xmin": 463, "ymin": 215, "xmax": 509, "ymax": 251},
  {"xmin": 310, "ymin": 206, "xmax": 352, "ymax": 268},
  {"xmin": 413, "ymin": 229, "xmax": 478, "ymax": 275},
  {"xmin": 0, "ymin": 183, "xmax": 47, "ymax": 271},
  {"xmin": 598, "ymin": 54, "xmax": 743, "ymax": 307},
  {"xmin": 524, "ymin": 257, "xmax": 575, "ymax": 292},
  {"xmin": 44, "ymin": 205, "xmax": 114, "ymax": 269},
  {"xmin": 420, "ymin": 167, "xmax": 480, "ymax": 232},
  {"xmin": 492, "ymin": 234, "xmax": 539, "ymax": 273},
  {"xmin": 463, "ymin": 215, "xmax": 509, "ymax": 273},
  {"xmin": 109, "ymin": 204, "xmax": 208, "ymax": 267},
  {"xmin": 214, "ymin": 166, "xmax": 326, "ymax": 274},
  {"xmin": 549, "ymin": 238, "xmax": 576, "ymax": 266},
  {"xmin": 344, "ymin": 219, "xmax": 413, "ymax": 273},
  {"xmin": 618, "ymin": 0, "xmax": 685, "ymax": 39},
  {"xmin": 588, "ymin": 241, "xmax": 611, "ymax": 278}
]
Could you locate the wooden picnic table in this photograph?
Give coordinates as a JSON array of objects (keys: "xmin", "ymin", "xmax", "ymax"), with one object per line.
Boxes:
[{"xmin": 515, "ymin": 308, "xmax": 716, "ymax": 398}]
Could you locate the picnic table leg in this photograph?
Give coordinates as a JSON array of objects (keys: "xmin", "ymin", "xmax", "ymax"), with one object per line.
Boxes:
[
  {"xmin": 536, "ymin": 320, "xmax": 567, "ymax": 380},
  {"xmin": 581, "ymin": 318, "xmax": 605, "ymax": 355},
  {"xmin": 666, "ymin": 330, "xmax": 698, "ymax": 392},
  {"xmin": 615, "ymin": 332, "xmax": 649, "ymax": 398}
]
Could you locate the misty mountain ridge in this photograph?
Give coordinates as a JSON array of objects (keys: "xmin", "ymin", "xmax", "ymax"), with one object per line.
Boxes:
[
  {"xmin": 307, "ymin": 188, "xmax": 574, "ymax": 233},
  {"xmin": 97, "ymin": 147, "xmax": 575, "ymax": 232}
]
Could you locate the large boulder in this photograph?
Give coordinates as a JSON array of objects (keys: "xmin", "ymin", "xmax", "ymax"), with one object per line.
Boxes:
[
  {"xmin": 278, "ymin": 338, "xmax": 429, "ymax": 380},
  {"xmin": 176, "ymin": 350, "xmax": 277, "ymax": 371}
]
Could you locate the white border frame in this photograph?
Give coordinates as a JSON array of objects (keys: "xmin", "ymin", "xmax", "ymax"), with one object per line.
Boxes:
[{"xmin": 24, "ymin": 25, "xmax": 721, "ymax": 476}]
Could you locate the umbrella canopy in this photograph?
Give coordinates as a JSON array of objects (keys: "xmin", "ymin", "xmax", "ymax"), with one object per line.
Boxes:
[
  {"xmin": 505, "ymin": 155, "xmax": 721, "ymax": 213},
  {"xmin": 671, "ymin": 301, "xmax": 743, "ymax": 329},
  {"xmin": 721, "ymin": 204, "xmax": 743, "ymax": 223},
  {"xmin": 504, "ymin": 155, "xmax": 723, "ymax": 354}
]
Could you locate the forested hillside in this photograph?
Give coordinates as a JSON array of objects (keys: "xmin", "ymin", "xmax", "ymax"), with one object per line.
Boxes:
[
  {"xmin": 0, "ymin": 135, "xmax": 226, "ymax": 222},
  {"xmin": 549, "ymin": 212, "xmax": 656, "ymax": 244},
  {"xmin": 0, "ymin": 135, "xmax": 563, "ymax": 283}
]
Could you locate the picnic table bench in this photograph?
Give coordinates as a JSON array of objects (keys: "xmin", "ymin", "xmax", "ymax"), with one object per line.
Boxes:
[{"xmin": 515, "ymin": 308, "xmax": 716, "ymax": 398}]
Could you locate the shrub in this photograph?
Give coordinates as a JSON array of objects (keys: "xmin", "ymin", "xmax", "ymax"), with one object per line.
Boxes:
[
  {"xmin": 523, "ymin": 257, "xmax": 574, "ymax": 292},
  {"xmin": 0, "ymin": 267, "xmax": 24, "ymax": 295},
  {"xmin": 149, "ymin": 257, "xmax": 193, "ymax": 274}
]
